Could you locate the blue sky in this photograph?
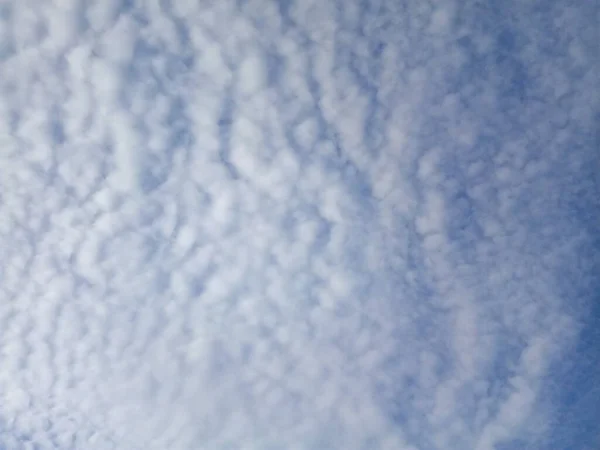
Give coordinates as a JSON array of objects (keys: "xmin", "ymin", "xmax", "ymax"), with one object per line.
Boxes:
[{"xmin": 0, "ymin": 0, "xmax": 598, "ymax": 449}]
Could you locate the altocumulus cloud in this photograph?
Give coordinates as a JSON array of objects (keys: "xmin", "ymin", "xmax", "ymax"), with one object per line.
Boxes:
[{"xmin": 0, "ymin": 0, "xmax": 598, "ymax": 449}]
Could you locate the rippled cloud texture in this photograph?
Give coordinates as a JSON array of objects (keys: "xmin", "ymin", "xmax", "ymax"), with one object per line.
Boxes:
[{"xmin": 1, "ymin": 0, "xmax": 598, "ymax": 449}]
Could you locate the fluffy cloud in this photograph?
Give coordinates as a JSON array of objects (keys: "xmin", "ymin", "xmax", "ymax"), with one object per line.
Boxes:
[{"xmin": 0, "ymin": 0, "xmax": 598, "ymax": 449}]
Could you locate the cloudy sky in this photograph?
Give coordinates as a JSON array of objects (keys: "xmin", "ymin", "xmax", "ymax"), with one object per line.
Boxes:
[{"xmin": 0, "ymin": 0, "xmax": 598, "ymax": 449}]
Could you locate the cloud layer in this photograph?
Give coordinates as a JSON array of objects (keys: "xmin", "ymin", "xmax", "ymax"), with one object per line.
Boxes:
[{"xmin": 0, "ymin": 0, "xmax": 598, "ymax": 449}]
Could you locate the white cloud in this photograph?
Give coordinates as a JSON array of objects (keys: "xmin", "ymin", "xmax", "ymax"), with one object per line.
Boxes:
[
  {"xmin": 109, "ymin": 109, "xmax": 143, "ymax": 193},
  {"xmin": 97, "ymin": 15, "xmax": 138, "ymax": 65},
  {"xmin": 0, "ymin": 0, "xmax": 597, "ymax": 449},
  {"xmin": 237, "ymin": 51, "xmax": 267, "ymax": 97}
]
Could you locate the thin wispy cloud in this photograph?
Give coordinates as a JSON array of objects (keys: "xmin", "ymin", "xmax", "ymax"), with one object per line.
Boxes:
[{"xmin": 0, "ymin": 0, "xmax": 598, "ymax": 449}]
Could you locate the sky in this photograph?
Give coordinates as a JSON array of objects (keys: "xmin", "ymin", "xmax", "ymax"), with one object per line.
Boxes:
[{"xmin": 0, "ymin": 0, "xmax": 598, "ymax": 449}]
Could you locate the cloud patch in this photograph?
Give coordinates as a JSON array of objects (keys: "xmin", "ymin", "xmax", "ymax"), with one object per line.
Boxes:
[{"xmin": 0, "ymin": 0, "xmax": 598, "ymax": 449}]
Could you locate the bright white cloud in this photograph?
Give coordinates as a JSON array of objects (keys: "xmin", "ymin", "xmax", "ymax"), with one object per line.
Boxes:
[{"xmin": 0, "ymin": 0, "xmax": 598, "ymax": 449}]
